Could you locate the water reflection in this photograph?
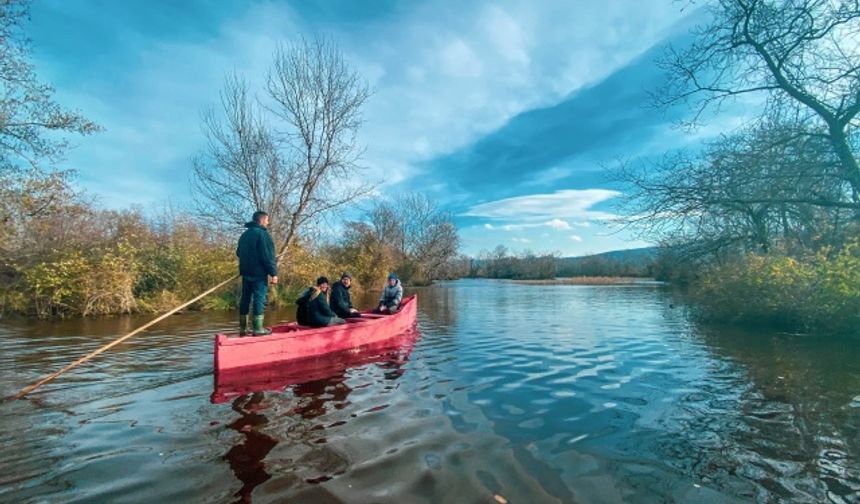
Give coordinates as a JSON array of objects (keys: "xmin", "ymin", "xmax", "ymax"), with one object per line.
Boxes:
[
  {"xmin": 225, "ymin": 393, "xmax": 278, "ymax": 504},
  {"xmin": 3, "ymin": 280, "xmax": 860, "ymax": 503},
  {"xmin": 691, "ymin": 326, "xmax": 860, "ymax": 502},
  {"xmin": 212, "ymin": 330, "xmax": 417, "ymax": 403},
  {"xmin": 217, "ymin": 330, "xmax": 417, "ymax": 499},
  {"xmin": 411, "ymin": 282, "xmax": 458, "ymax": 331}
]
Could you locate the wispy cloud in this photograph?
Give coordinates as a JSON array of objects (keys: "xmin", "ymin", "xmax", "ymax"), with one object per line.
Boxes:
[
  {"xmin": 463, "ymin": 189, "xmax": 620, "ymax": 221},
  {"xmin": 484, "ymin": 218, "xmax": 573, "ymax": 231}
]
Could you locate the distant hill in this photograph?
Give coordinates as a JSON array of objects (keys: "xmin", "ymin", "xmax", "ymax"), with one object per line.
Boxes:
[
  {"xmin": 561, "ymin": 246, "xmax": 658, "ymax": 263},
  {"xmin": 557, "ymin": 246, "xmax": 659, "ymax": 277}
]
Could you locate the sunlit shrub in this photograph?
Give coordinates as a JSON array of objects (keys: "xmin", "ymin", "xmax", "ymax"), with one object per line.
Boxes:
[
  {"xmin": 23, "ymin": 251, "xmax": 90, "ymax": 317},
  {"xmin": 78, "ymin": 245, "xmax": 137, "ymax": 316},
  {"xmin": 693, "ymin": 244, "xmax": 860, "ymax": 333}
]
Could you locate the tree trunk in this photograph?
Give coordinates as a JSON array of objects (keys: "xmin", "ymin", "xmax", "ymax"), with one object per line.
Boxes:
[{"xmin": 827, "ymin": 124, "xmax": 860, "ymax": 205}]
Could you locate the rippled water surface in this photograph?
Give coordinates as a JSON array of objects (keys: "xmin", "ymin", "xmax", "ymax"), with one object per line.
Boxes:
[{"xmin": 2, "ymin": 280, "xmax": 859, "ymax": 503}]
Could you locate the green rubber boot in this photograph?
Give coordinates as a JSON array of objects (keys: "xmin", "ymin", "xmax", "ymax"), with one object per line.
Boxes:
[
  {"xmin": 252, "ymin": 314, "xmax": 271, "ymax": 336},
  {"xmin": 239, "ymin": 315, "xmax": 248, "ymax": 336}
]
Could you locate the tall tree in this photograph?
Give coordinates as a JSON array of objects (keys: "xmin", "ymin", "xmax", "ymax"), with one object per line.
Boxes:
[
  {"xmin": 0, "ymin": 0, "xmax": 99, "ymax": 253},
  {"xmin": 192, "ymin": 37, "xmax": 372, "ymax": 254},
  {"xmin": 658, "ymin": 0, "xmax": 860, "ymax": 198}
]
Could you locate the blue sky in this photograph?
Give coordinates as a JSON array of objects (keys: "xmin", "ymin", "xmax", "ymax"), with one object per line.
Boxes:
[{"xmin": 27, "ymin": 0, "xmax": 742, "ymax": 256}]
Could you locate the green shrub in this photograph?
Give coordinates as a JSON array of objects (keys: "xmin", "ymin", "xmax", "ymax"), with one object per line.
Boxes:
[
  {"xmin": 693, "ymin": 244, "xmax": 860, "ymax": 333},
  {"xmin": 23, "ymin": 251, "xmax": 90, "ymax": 317}
]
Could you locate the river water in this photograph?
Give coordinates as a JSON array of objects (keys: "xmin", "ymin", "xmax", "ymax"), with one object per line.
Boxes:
[{"xmin": 1, "ymin": 279, "xmax": 858, "ymax": 503}]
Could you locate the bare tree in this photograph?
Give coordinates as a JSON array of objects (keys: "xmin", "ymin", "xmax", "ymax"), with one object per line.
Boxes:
[
  {"xmin": 336, "ymin": 193, "xmax": 460, "ymax": 285},
  {"xmin": 192, "ymin": 75, "xmax": 285, "ymax": 234},
  {"xmin": 658, "ymin": 0, "xmax": 860, "ymax": 197},
  {"xmin": 192, "ymin": 37, "xmax": 372, "ymax": 255},
  {"xmin": 393, "ymin": 193, "xmax": 460, "ymax": 280},
  {"xmin": 616, "ymin": 120, "xmax": 855, "ymax": 257}
]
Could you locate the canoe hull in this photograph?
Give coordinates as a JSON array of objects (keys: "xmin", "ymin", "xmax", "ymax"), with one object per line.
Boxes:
[
  {"xmin": 211, "ymin": 329, "xmax": 418, "ymax": 403},
  {"xmin": 214, "ymin": 295, "xmax": 417, "ymax": 375}
]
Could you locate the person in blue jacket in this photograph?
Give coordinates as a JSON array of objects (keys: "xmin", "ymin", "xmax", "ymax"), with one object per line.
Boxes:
[
  {"xmin": 236, "ymin": 211, "xmax": 278, "ymax": 336},
  {"xmin": 377, "ymin": 273, "xmax": 403, "ymax": 313}
]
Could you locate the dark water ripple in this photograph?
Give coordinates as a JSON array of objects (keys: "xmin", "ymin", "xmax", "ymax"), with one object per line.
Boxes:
[{"xmin": 1, "ymin": 279, "xmax": 859, "ymax": 503}]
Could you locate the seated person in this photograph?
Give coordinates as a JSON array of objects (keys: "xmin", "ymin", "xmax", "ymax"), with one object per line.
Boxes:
[
  {"xmin": 331, "ymin": 272, "xmax": 361, "ymax": 319},
  {"xmin": 377, "ymin": 273, "xmax": 403, "ymax": 313},
  {"xmin": 295, "ymin": 285, "xmax": 313, "ymax": 326},
  {"xmin": 307, "ymin": 276, "xmax": 347, "ymax": 328}
]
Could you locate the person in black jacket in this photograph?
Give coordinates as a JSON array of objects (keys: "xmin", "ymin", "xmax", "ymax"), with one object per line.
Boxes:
[
  {"xmin": 236, "ymin": 211, "xmax": 278, "ymax": 336},
  {"xmin": 307, "ymin": 277, "xmax": 346, "ymax": 328},
  {"xmin": 330, "ymin": 272, "xmax": 361, "ymax": 319},
  {"xmin": 295, "ymin": 286, "xmax": 313, "ymax": 326}
]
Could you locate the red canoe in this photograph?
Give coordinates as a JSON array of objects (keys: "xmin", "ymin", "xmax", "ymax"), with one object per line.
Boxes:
[
  {"xmin": 214, "ymin": 294, "xmax": 418, "ymax": 376},
  {"xmin": 211, "ymin": 328, "xmax": 418, "ymax": 403}
]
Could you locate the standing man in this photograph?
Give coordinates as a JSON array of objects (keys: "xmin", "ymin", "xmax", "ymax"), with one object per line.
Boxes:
[
  {"xmin": 331, "ymin": 272, "xmax": 361, "ymax": 319},
  {"xmin": 237, "ymin": 211, "xmax": 278, "ymax": 336}
]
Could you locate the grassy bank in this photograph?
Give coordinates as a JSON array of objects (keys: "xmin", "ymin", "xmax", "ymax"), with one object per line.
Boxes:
[{"xmin": 0, "ymin": 210, "xmax": 388, "ymax": 319}]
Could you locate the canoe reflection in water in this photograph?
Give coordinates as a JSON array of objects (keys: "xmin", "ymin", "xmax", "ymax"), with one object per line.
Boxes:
[
  {"xmin": 218, "ymin": 329, "xmax": 418, "ymax": 502},
  {"xmin": 225, "ymin": 392, "xmax": 278, "ymax": 504}
]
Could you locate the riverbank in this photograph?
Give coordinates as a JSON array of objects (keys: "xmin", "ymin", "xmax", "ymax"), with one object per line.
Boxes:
[{"xmin": 510, "ymin": 276, "xmax": 658, "ymax": 285}]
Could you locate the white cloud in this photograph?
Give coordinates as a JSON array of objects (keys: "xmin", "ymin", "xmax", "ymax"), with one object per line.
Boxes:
[
  {"xmin": 439, "ymin": 39, "xmax": 484, "ymax": 78},
  {"xmin": 512, "ymin": 237, "xmax": 531, "ymax": 243},
  {"xmin": 570, "ymin": 234, "xmax": 583, "ymax": 242},
  {"xmin": 463, "ymin": 189, "xmax": 621, "ymax": 221},
  {"xmin": 546, "ymin": 218, "xmax": 571, "ymax": 230},
  {"xmin": 484, "ymin": 218, "xmax": 573, "ymax": 231},
  {"xmin": 348, "ymin": 0, "xmax": 690, "ymax": 187},
  {"xmin": 481, "ymin": 5, "xmax": 530, "ymax": 66}
]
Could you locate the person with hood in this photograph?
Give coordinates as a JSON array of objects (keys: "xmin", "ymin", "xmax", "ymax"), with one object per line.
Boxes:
[
  {"xmin": 236, "ymin": 211, "xmax": 278, "ymax": 336},
  {"xmin": 377, "ymin": 273, "xmax": 403, "ymax": 313},
  {"xmin": 330, "ymin": 272, "xmax": 361, "ymax": 319},
  {"xmin": 306, "ymin": 276, "xmax": 347, "ymax": 328}
]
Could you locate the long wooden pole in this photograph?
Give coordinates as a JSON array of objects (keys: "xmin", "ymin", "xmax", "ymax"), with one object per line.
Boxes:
[{"xmin": 11, "ymin": 274, "xmax": 240, "ymax": 400}]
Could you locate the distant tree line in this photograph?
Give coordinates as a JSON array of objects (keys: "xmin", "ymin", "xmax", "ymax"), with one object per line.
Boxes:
[
  {"xmin": 556, "ymin": 253, "xmax": 654, "ymax": 278},
  {"xmin": 468, "ymin": 245, "xmax": 656, "ymax": 280},
  {"xmin": 469, "ymin": 246, "xmax": 558, "ymax": 280}
]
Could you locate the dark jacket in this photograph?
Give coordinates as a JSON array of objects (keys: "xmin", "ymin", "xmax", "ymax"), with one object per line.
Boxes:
[
  {"xmin": 330, "ymin": 281, "xmax": 353, "ymax": 318},
  {"xmin": 236, "ymin": 222, "xmax": 278, "ymax": 281},
  {"xmin": 307, "ymin": 287, "xmax": 335, "ymax": 328},
  {"xmin": 295, "ymin": 287, "xmax": 313, "ymax": 326}
]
